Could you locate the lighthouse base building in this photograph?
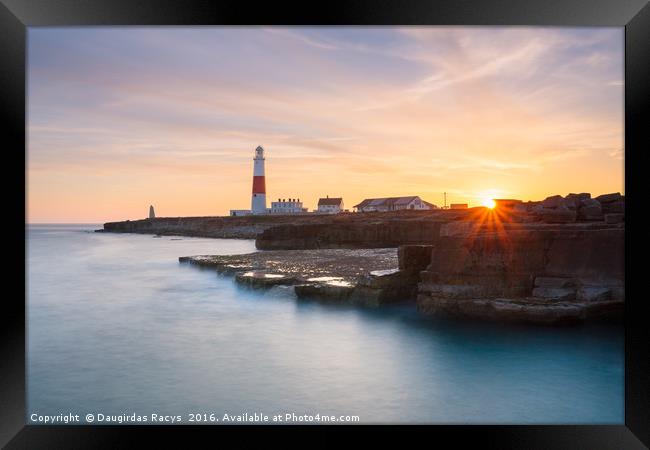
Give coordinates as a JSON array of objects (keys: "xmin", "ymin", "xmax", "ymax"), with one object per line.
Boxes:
[{"xmin": 270, "ymin": 198, "xmax": 307, "ymax": 214}]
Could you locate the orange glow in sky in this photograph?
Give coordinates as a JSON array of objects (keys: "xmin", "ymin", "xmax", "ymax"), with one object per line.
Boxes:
[{"xmin": 27, "ymin": 27, "xmax": 624, "ymax": 223}]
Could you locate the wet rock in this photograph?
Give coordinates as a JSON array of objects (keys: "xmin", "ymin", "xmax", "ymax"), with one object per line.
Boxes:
[
  {"xmin": 417, "ymin": 295, "xmax": 585, "ymax": 325},
  {"xmin": 181, "ymin": 248, "xmax": 418, "ymax": 306},
  {"xmin": 294, "ymin": 283, "xmax": 354, "ymax": 302},
  {"xmin": 235, "ymin": 271, "xmax": 298, "ymax": 289},
  {"xmin": 356, "ymin": 269, "xmax": 421, "ymax": 304},
  {"xmin": 180, "ymin": 248, "xmax": 397, "ymax": 278}
]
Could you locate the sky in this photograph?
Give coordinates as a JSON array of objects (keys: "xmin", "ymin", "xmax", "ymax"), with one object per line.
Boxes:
[{"xmin": 27, "ymin": 27, "xmax": 624, "ymax": 223}]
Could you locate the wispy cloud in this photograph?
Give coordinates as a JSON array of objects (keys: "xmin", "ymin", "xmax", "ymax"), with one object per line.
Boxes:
[{"xmin": 27, "ymin": 27, "xmax": 624, "ymax": 222}]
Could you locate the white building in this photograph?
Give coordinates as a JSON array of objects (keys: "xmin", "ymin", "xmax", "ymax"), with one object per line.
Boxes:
[
  {"xmin": 271, "ymin": 198, "xmax": 307, "ymax": 214},
  {"xmin": 317, "ymin": 196, "xmax": 344, "ymax": 214},
  {"xmin": 230, "ymin": 209, "xmax": 253, "ymax": 217},
  {"xmin": 353, "ymin": 196, "xmax": 437, "ymax": 212}
]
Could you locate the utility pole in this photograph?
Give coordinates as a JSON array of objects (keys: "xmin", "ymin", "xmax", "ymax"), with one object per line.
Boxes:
[{"xmin": 443, "ymin": 192, "xmax": 447, "ymax": 209}]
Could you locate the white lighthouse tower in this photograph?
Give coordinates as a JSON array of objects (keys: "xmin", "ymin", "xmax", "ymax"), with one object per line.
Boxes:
[{"xmin": 251, "ymin": 145, "xmax": 267, "ymax": 214}]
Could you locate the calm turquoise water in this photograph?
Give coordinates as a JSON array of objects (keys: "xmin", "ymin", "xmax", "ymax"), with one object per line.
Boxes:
[{"xmin": 27, "ymin": 224, "xmax": 624, "ymax": 424}]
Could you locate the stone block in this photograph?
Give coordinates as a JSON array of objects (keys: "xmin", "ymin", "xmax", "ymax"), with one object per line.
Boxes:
[
  {"xmin": 565, "ymin": 193, "xmax": 590, "ymax": 210},
  {"xmin": 595, "ymin": 192, "xmax": 623, "ymax": 203},
  {"xmin": 542, "ymin": 195, "xmax": 565, "ymax": 209},
  {"xmin": 398, "ymin": 245, "xmax": 433, "ymax": 271}
]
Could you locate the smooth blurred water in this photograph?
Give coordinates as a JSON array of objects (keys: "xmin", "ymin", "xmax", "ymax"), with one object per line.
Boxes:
[{"xmin": 27, "ymin": 224, "xmax": 624, "ymax": 424}]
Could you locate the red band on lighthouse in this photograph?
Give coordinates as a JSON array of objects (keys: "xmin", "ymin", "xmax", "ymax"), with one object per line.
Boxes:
[{"xmin": 252, "ymin": 176, "xmax": 266, "ymax": 194}]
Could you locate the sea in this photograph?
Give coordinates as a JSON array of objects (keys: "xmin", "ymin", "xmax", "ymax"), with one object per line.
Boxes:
[{"xmin": 26, "ymin": 224, "xmax": 624, "ymax": 424}]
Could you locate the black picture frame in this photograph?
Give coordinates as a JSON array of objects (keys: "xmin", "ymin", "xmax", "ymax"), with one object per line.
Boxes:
[{"xmin": 2, "ymin": 0, "xmax": 648, "ymax": 448}]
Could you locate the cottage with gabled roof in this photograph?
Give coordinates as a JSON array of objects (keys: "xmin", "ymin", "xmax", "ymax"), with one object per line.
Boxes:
[
  {"xmin": 353, "ymin": 196, "xmax": 436, "ymax": 212},
  {"xmin": 317, "ymin": 196, "xmax": 344, "ymax": 214}
]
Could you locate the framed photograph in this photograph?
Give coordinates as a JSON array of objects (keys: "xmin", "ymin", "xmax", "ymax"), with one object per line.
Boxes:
[{"xmin": 3, "ymin": 0, "xmax": 648, "ymax": 447}]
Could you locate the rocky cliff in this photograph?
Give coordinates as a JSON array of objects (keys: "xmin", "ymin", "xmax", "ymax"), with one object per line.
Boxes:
[
  {"xmin": 102, "ymin": 209, "xmax": 472, "ymax": 244},
  {"xmin": 254, "ymin": 219, "xmax": 444, "ymax": 249},
  {"xmin": 102, "ymin": 215, "xmax": 312, "ymax": 239},
  {"xmin": 172, "ymin": 191, "xmax": 624, "ymax": 324},
  {"xmin": 102, "ymin": 192, "xmax": 624, "ymax": 252},
  {"xmin": 416, "ymin": 221, "xmax": 624, "ymax": 324}
]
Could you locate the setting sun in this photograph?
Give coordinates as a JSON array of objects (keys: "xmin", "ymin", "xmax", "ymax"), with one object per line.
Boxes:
[{"xmin": 482, "ymin": 198, "xmax": 496, "ymax": 209}]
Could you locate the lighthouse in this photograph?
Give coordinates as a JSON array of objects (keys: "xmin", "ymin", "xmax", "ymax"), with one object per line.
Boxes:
[{"xmin": 251, "ymin": 145, "xmax": 267, "ymax": 214}]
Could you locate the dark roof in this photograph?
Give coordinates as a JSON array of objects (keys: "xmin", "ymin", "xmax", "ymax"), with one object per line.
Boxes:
[
  {"xmin": 353, "ymin": 196, "xmax": 424, "ymax": 208},
  {"xmin": 318, "ymin": 197, "xmax": 343, "ymax": 206}
]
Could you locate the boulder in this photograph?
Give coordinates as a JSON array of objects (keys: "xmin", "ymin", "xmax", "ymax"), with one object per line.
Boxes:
[
  {"xmin": 595, "ymin": 192, "xmax": 623, "ymax": 204},
  {"xmin": 542, "ymin": 195, "xmax": 566, "ymax": 209},
  {"xmin": 354, "ymin": 267, "xmax": 429, "ymax": 304},
  {"xmin": 578, "ymin": 199, "xmax": 603, "ymax": 221},
  {"xmin": 565, "ymin": 193, "xmax": 591, "ymax": 210}
]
